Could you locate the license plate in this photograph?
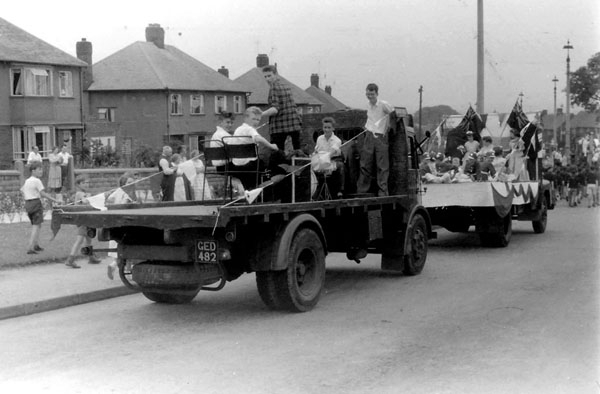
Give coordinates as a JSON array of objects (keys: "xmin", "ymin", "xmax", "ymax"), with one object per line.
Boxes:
[{"xmin": 196, "ymin": 240, "xmax": 218, "ymax": 263}]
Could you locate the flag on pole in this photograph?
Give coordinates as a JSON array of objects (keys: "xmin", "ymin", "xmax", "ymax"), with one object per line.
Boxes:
[
  {"xmin": 507, "ymin": 100, "xmax": 529, "ymax": 130},
  {"xmin": 444, "ymin": 106, "xmax": 485, "ymax": 158},
  {"xmin": 521, "ymin": 122, "xmax": 542, "ymax": 161}
]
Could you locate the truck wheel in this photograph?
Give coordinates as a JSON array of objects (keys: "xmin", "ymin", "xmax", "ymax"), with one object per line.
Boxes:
[
  {"xmin": 402, "ymin": 215, "xmax": 428, "ymax": 276},
  {"xmin": 532, "ymin": 195, "xmax": 548, "ymax": 234},
  {"xmin": 256, "ymin": 228, "xmax": 325, "ymax": 312},
  {"xmin": 142, "ymin": 290, "xmax": 200, "ymax": 304},
  {"xmin": 479, "ymin": 213, "xmax": 512, "ymax": 247}
]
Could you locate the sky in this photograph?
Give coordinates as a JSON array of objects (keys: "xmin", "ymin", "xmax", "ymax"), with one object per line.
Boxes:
[{"xmin": 3, "ymin": 0, "xmax": 599, "ymax": 115}]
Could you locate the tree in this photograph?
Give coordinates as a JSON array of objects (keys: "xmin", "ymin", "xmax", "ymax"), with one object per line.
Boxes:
[
  {"xmin": 414, "ymin": 105, "xmax": 459, "ymax": 131},
  {"xmin": 570, "ymin": 52, "xmax": 600, "ymax": 111}
]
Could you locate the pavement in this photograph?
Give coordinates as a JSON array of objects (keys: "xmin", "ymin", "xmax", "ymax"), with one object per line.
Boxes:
[{"xmin": 0, "ymin": 256, "xmax": 137, "ymax": 321}]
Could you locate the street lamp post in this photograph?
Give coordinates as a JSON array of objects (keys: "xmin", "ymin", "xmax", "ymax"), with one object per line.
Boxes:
[
  {"xmin": 418, "ymin": 85, "xmax": 423, "ymax": 137},
  {"xmin": 564, "ymin": 40, "xmax": 573, "ymax": 164},
  {"xmin": 552, "ymin": 76, "xmax": 558, "ymax": 147}
]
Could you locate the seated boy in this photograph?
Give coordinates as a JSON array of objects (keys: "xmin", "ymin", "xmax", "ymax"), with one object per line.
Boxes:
[
  {"xmin": 313, "ymin": 117, "xmax": 346, "ymax": 198},
  {"xmin": 229, "ymin": 106, "xmax": 279, "ymax": 189}
]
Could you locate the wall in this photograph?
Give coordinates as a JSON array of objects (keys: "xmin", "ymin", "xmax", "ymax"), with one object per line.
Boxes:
[
  {"xmin": 0, "ymin": 166, "xmax": 157, "ymax": 196},
  {"xmin": 86, "ymin": 90, "xmax": 247, "ymax": 154}
]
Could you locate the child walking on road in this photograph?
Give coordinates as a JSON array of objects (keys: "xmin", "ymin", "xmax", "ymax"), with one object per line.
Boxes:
[
  {"xmin": 65, "ymin": 176, "xmax": 101, "ymax": 268},
  {"xmin": 21, "ymin": 162, "xmax": 59, "ymax": 254}
]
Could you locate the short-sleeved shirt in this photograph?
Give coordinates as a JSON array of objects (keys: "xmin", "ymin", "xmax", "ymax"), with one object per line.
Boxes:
[
  {"xmin": 58, "ymin": 152, "xmax": 71, "ymax": 166},
  {"xmin": 27, "ymin": 152, "xmax": 42, "ymax": 164},
  {"xmin": 21, "ymin": 176, "xmax": 44, "ymax": 200},
  {"xmin": 365, "ymin": 99, "xmax": 394, "ymax": 135},
  {"xmin": 231, "ymin": 123, "xmax": 259, "ymax": 166},
  {"xmin": 267, "ymin": 78, "xmax": 302, "ymax": 135},
  {"xmin": 314, "ymin": 134, "xmax": 342, "ymax": 158},
  {"xmin": 209, "ymin": 127, "xmax": 231, "ymax": 167},
  {"xmin": 465, "ymin": 140, "xmax": 480, "ymax": 153}
]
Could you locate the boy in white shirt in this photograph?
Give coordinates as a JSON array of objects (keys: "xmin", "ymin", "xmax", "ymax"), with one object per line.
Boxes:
[
  {"xmin": 20, "ymin": 162, "xmax": 59, "ymax": 254},
  {"xmin": 230, "ymin": 106, "xmax": 278, "ymax": 189},
  {"xmin": 313, "ymin": 117, "xmax": 345, "ymax": 198}
]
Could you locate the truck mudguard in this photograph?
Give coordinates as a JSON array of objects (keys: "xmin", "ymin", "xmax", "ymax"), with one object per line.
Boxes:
[{"xmin": 271, "ymin": 214, "xmax": 327, "ymax": 271}]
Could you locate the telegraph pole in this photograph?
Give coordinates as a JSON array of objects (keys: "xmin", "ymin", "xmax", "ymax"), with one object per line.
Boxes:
[
  {"xmin": 552, "ymin": 76, "xmax": 558, "ymax": 147},
  {"xmin": 476, "ymin": 0, "xmax": 484, "ymax": 114},
  {"xmin": 564, "ymin": 40, "xmax": 573, "ymax": 164},
  {"xmin": 418, "ymin": 85, "xmax": 423, "ymax": 136}
]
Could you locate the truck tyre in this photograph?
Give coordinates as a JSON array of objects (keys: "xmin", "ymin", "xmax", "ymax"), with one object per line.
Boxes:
[
  {"xmin": 479, "ymin": 213, "xmax": 512, "ymax": 247},
  {"xmin": 256, "ymin": 228, "xmax": 325, "ymax": 312},
  {"xmin": 402, "ymin": 214, "xmax": 428, "ymax": 276},
  {"xmin": 532, "ymin": 195, "xmax": 548, "ymax": 234},
  {"xmin": 141, "ymin": 290, "xmax": 200, "ymax": 304}
]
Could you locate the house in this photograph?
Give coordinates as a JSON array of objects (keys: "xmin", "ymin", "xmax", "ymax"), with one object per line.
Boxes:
[
  {"xmin": 305, "ymin": 74, "xmax": 349, "ymax": 113},
  {"xmin": 234, "ymin": 54, "xmax": 323, "ymax": 139},
  {"xmin": 79, "ymin": 24, "xmax": 249, "ymax": 160},
  {"xmin": 0, "ymin": 17, "xmax": 87, "ymax": 169}
]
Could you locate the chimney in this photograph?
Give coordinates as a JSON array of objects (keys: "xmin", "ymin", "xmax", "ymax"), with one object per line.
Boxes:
[
  {"xmin": 145, "ymin": 23, "xmax": 165, "ymax": 49},
  {"xmin": 218, "ymin": 66, "xmax": 229, "ymax": 78},
  {"xmin": 310, "ymin": 73, "xmax": 319, "ymax": 88},
  {"xmin": 256, "ymin": 54, "xmax": 269, "ymax": 68},
  {"xmin": 76, "ymin": 38, "xmax": 93, "ymax": 90},
  {"xmin": 325, "ymin": 85, "xmax": 332, "ymax": 95}
]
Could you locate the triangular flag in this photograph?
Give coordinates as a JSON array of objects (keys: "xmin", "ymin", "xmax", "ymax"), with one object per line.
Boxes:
[
  {"xmin": 244, "ymin": 188, "xmax": 263, "ymax": 204},
  {"xmin": 87, "ymin": 193, "xmax": 107, "ymax": 211}
]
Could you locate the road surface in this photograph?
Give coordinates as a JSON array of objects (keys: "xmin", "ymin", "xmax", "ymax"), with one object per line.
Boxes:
[{"xmin": 1, "ymin": 203, "xmax": 598, "ymax": 393}]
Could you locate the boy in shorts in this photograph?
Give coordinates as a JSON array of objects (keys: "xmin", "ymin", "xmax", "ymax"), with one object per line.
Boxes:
[
  {"xmin": 20, "ymin": 162, "xmax": 59, "ymax": 254},
  {"xmin": 65, "ymin": 176, "xmax": 101, "ymax": 268}
]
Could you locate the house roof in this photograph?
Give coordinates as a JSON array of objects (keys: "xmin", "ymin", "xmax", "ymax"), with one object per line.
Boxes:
[
  {"xmin": 0, "ymin": 17, "xmax": 87, "ymax": 67},
  {"xmin": 305, "ymin": 86, "xmax": 348, "ymax": 113},
  {"xmin": 570, "ymin": 111, "xmax": 600, "ymax": 129},
  {"xmin": 88, "ymin": 41, "xmax": 248, "ymax": 92},
  {"xmin": 234, "ymin": 67, "xmax": 323, "ymax": 106}
]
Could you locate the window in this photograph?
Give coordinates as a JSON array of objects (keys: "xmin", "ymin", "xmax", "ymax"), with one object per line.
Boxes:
[
  {"xmin": 233, "ymin": 95, "xmax": 243, "ymax": 114},
  {"xmin": 297, "ymin": 107, "xmax": 303, "ymax": 115},
  {"xmin": 98, "ymin": 108, "xmax": 115, "ymax": 122},
  {"xmin": 306, "ymin": 107, "xmax": 314, "ymax": 114},
  {"xmin": 214, "ymin": 95, "xmax": 226, "ymax": 113},
  {"xmin": 12, "ymin": 126, "xmax": 53, "ymax": 160},
  {"xmin": 171, "ymin": 94, "xmax": 182, "ymax": 115},
  {"xmin": 10, "ymin": 69, "xmax": 22, "ymax": 96},
  {"xmin": 25, "ymin": 68, "xmax": 51, "ymax": 96},
  {"xmin": 58, "ymin": 71, "xmax": 73, "ymax": 97},
  {"xmin": 190, "ymin": 94, "xmax": 204, "ymax": 115},
  {"xmin": 315, "ymin": 106, "xmax": 321, "ymax": 113},
  {"xmin": 10, "ymin": 67, "xmax": 52, "ymax": 96}
]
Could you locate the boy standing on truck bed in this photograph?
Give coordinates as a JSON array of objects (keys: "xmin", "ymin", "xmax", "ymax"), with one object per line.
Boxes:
[
  {"xmin": 21, "ymin": 162, "xmax": 59, "ymax": 255},
  {"xmin": 261, "ymin": 65, "xmax": 302, "ymax": 151},
  {"xmin": 357, "ymin": 83, "xmax": 394, "ymax": 196}
]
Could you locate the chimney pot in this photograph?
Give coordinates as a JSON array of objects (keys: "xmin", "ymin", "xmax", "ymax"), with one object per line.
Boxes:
[
  {"xmin": 146, "ymin": 23, "xmax": 165, "ymax": 49},
  {"xmin": 310, "ymin": 73, "xmax": 319, "ymax": 88},
  {"xmin": 325, "ymin": 85, "xmax": 332, "ymax": 95},
  {"xmin": 218, "ymin": 66, "xmax": 230, "ymax": 78},
  {"xmin": 256, "ymin": 54, "xmax": 269, "ymax": 68}
]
